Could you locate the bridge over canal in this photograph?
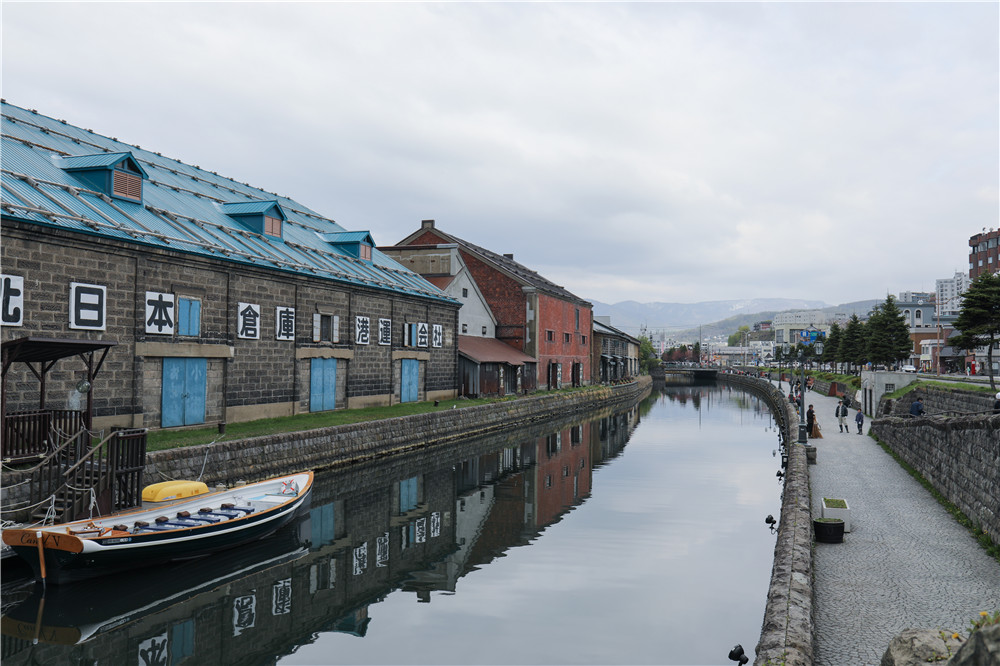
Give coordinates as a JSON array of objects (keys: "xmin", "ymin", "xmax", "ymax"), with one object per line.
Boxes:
[{"xmin": 651, "ymin": 366, "xmax": 718, "ymax": 384}]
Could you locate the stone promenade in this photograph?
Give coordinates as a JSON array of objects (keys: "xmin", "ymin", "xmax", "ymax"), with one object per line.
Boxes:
[{"xmin": 803, "ymin": 388, "xmax": 1000, "ymax": 665}]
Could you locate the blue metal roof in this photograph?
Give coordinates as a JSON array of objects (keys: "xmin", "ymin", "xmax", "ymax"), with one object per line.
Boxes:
[{"xmin": 0, "ymin": 102, "xmax": 456, "ymax": 305}]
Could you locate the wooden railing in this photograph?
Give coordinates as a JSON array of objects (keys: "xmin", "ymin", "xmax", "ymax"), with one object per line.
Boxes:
[
  {"xmin": 26, "ymin": 427, "xmax": 147, "ymax": 524},
  {"xmin": 110, "ymin": 428, "xmax": 147, "ymax": 511},
  {"xmin": 25, "ymin": 426, "xmax": 90, "ymax": 522},
  {"xmin": 2, "ymin": 409, "xmax": 85, "ymax": 462}
]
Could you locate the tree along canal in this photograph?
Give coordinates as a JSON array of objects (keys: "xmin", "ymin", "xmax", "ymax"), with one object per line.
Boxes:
[{"xmin": 1, "ymin": 384, "xmax": 784, "ymax": 665}]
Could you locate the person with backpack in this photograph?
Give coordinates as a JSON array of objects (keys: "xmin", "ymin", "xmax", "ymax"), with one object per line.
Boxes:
[{"xmin": 855, "ymin": 409, "xmax": 864, "ymax": 434}]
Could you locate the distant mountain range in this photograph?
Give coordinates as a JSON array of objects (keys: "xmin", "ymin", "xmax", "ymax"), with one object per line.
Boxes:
[{"xmin": 592, "ymin": 298, "xmax": 881, "ymax": 342}]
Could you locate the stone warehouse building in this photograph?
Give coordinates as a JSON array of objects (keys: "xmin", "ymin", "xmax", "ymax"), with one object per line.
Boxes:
[{"xmin": 0, "ymin": 102, "xmax": 460, "ymax": 434}]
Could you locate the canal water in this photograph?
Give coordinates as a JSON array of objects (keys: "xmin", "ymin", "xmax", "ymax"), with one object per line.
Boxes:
[{"xmin": 1, "ymin": 384, "xmax": 784, "ymax": 665}]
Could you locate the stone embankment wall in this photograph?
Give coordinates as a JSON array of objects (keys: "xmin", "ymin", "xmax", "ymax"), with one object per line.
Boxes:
[
  {"xmin": 2, "ymin": 378, "xmax": 652, "ymax": 522},
  {"xmin": 871, "ymin": 413, "xmax": 1000, "ymax": 543},
  {"xmin": 881, "ymin": 386, "xmax": 995, "ymax": 417},
  {"xmin": 719, "ymin": 374, "xmax": 814, "ymax": 666}
]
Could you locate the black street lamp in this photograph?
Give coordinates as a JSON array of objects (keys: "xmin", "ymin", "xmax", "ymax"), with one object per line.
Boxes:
[{"xmin": 796, "ymin": 342, "xmax": 823, "ymax": 444}]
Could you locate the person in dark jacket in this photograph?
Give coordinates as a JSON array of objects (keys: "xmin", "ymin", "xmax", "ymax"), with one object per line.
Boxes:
[
  {"xmin": 909, "ymin": 397, "xmax": 925, "ymax": 417},
  {"xmin": 836, "ymin": 401, "xmax": 848, "ymax": 432},
  {"xmin": 994, "ymin": 392, "xmax": 1000, "ymax": 415},
  {"xmin": 855, "ymin": 409, "xmax": 864, "ymax": 434},
  {"xmin": 806, "ymin": 405, "xmax": 815, "ymax": 437}
]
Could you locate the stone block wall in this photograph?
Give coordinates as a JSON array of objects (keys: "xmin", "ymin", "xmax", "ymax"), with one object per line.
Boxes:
[
  {"xmin": 881, "ymin": 386, "xmax": 995, "ymax": 417},
  {"xmin": 720, "ymin": 374, "xmax": 814, "ymax": 666},
  {"xmin": 2, "ymin": 231, "xmax": 140, "ymax": 421},
  {"xmin": 871, "ymin": 414, "xmax": 1000, "ymax": 543}
]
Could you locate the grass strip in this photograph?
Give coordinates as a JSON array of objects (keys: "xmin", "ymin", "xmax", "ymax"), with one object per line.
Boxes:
[{"xmin": 146, "ymin": 385, "xmax": 599, "ymax": 452}]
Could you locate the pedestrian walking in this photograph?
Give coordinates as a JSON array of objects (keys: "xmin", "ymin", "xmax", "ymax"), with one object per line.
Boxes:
[
  {"xmin": 909, "ymin": 397, "xmax": 925, "ymax": 417},
  {"xmin": 855, "ymin": 409, "xmax": 864, "ymax": 434},
  {"xmin": 836, "ymin": 401, "xmax": 848, "ymax": 433},
  {"xmin": 806, "ymin": 404, "xmax": 815, "ymax": 437}
]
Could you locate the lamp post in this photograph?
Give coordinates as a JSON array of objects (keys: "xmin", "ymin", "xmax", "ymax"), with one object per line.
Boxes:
[
  {"xmin": 797, "ymin": 343, "xmax": 808, "ymax": 444},
  {"xmin": 781, "ymin": 342, "xmax": 790, "ymax": 394},
  {"xmin": 776, "ymin": 348, "xmax": 782, "ymax": 390},
  {"xmin": 796, "ymin": 342, "xmax": 824, "ymax": 444}
]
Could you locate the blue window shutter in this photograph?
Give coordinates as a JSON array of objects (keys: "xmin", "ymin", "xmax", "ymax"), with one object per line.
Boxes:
[
  {"xmin": 399, "ymin": 477, "xmax": 418, "ymax": 513},
  {"xmin": 178, "ymin": 298, "xmax": 201, "ymax": 336}
]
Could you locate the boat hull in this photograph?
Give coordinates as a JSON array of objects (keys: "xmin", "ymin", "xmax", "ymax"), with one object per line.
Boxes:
[
  {"xmin": 1, "ymin": 515, "xmax": 310, "ymax": 645},
  {"xmin": 2, "ymin": 471, "xmax": 313, "ymax": 585}
]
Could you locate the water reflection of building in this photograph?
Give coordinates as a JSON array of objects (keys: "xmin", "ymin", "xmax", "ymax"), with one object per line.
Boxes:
[{"xmin": 1, "ymin": 408, "xmax": 643, "ymax": 666}]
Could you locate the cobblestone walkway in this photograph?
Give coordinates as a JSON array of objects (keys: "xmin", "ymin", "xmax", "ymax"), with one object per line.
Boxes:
[{"xmin": 801, "ymin": 389, "xmax": 1000, "ymax": 665}]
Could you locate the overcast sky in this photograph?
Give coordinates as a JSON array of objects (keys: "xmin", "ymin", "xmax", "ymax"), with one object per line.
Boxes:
[{"xmin": 3, "ymin": 3, "xmax": 997, "ymax": 307}]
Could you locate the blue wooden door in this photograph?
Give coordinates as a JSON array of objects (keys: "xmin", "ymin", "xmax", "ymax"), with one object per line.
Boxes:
[
  {"xmin": 162, "ymin": 357, "xmax": 207, "ymax": 427},
  {"xmin": 310, "ymin": 357, "xmax": 338, "ymax": 412},
  {"xmin": 400, "ymin": 359, "xmax": 419, "ymax": 403}
]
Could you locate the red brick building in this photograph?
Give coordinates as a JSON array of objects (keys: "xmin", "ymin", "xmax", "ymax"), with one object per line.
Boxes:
[
  {"xmin": 969, "ymin": 229, "xmax": 999, "ymax": 279},
  {"xmin": 394, "ymin": 221, "xmax": 593, "ymax": 389}
]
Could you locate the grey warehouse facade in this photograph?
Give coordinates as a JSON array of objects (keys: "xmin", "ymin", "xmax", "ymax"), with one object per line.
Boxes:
[{"xmin": 1, "ymin": 102, "xmax": 460, "ymax": 433}]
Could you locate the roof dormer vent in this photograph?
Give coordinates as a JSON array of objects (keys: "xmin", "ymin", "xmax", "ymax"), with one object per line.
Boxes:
[
  {"xmin": 61, "ymin": 152, "xmax": 148, "ymax": 203},
  {"xmin": 319, "ymin": 231, "xmax": 376, "ymax": 263},
  {"xmin": 222, "ymin": 201, "xmax": 287, "ymax": 239}
]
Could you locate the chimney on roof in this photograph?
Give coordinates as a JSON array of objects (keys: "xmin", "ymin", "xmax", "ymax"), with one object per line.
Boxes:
[
  {"xmin": 503, "ymin": 253, "xmax": 514, "ymax": 260},
  {"xmin": 421, "ymin": 219, "xmax": 435, "ymax": 229}
]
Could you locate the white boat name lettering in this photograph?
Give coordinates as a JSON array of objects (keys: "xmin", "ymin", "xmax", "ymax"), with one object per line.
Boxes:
[{"xmin": 103, "ymin": 537, "xmax": 132, "ymax": 545}]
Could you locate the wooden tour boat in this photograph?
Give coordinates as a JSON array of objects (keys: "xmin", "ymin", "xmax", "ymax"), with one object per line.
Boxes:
[{"xmin": 2, "ymin": 471, "xmax": 313, "ymax": 585}]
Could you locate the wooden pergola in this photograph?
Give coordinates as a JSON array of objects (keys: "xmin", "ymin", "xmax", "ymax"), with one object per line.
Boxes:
[{"xmin": 2, "ymin": 336, "xmax": 116, "ymax": 461}]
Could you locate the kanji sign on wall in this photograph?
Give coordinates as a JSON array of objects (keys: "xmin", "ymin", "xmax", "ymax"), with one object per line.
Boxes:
[
  {"xmin": 238, "ymin": 302, "xmax": 261, "ymax": 339},
  {"xmin": 432, "ymin": 324, "xmax": 443, "ymax": 348},
  {"xmin": 145, "ymin": 291, "xmax": 175, "ymax": 335},
  {"xmin": 355, "ymin": 316, "xmax": 370, "ymax": 345},
  {"xmin": 417, "ymin": 322, "xmax": 429, "ymax": 347},
  {"xmin": 69, "ymin": 282, "xmax": 106, "ymax": 330},
  {"xmin": 276, "ymin": 306, "xmax": 295, "ymax": 341},
  {"xmin": 378, "ymin": 318, "xmax": 392, "ymax": 345},
  {"xmin": 1, "ymin": 275, "xmax": 23, "ymax": 327}
]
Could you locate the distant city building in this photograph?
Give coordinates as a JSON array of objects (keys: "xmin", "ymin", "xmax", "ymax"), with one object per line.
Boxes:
[
  {"xmin": 896, "ymin": 293, "xmax": 936, "ymax": 329},
  {"xmin": 897, "ymin": 292, "xmax": 953, "ymax": 369},
  {"xmin": 772, "ymin": 311, "xmax": 828, "ymax": 345},
  {"xmin": 968, "ymin": 229, "xmax": 999, "ymax": 279},
  {"xmin": 935, "ymin": 272, "xmax": 969, "ymax": 316},
  {"xmin": 897, "ymin": 291, "xmax": 933, "ymax": 304}
]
